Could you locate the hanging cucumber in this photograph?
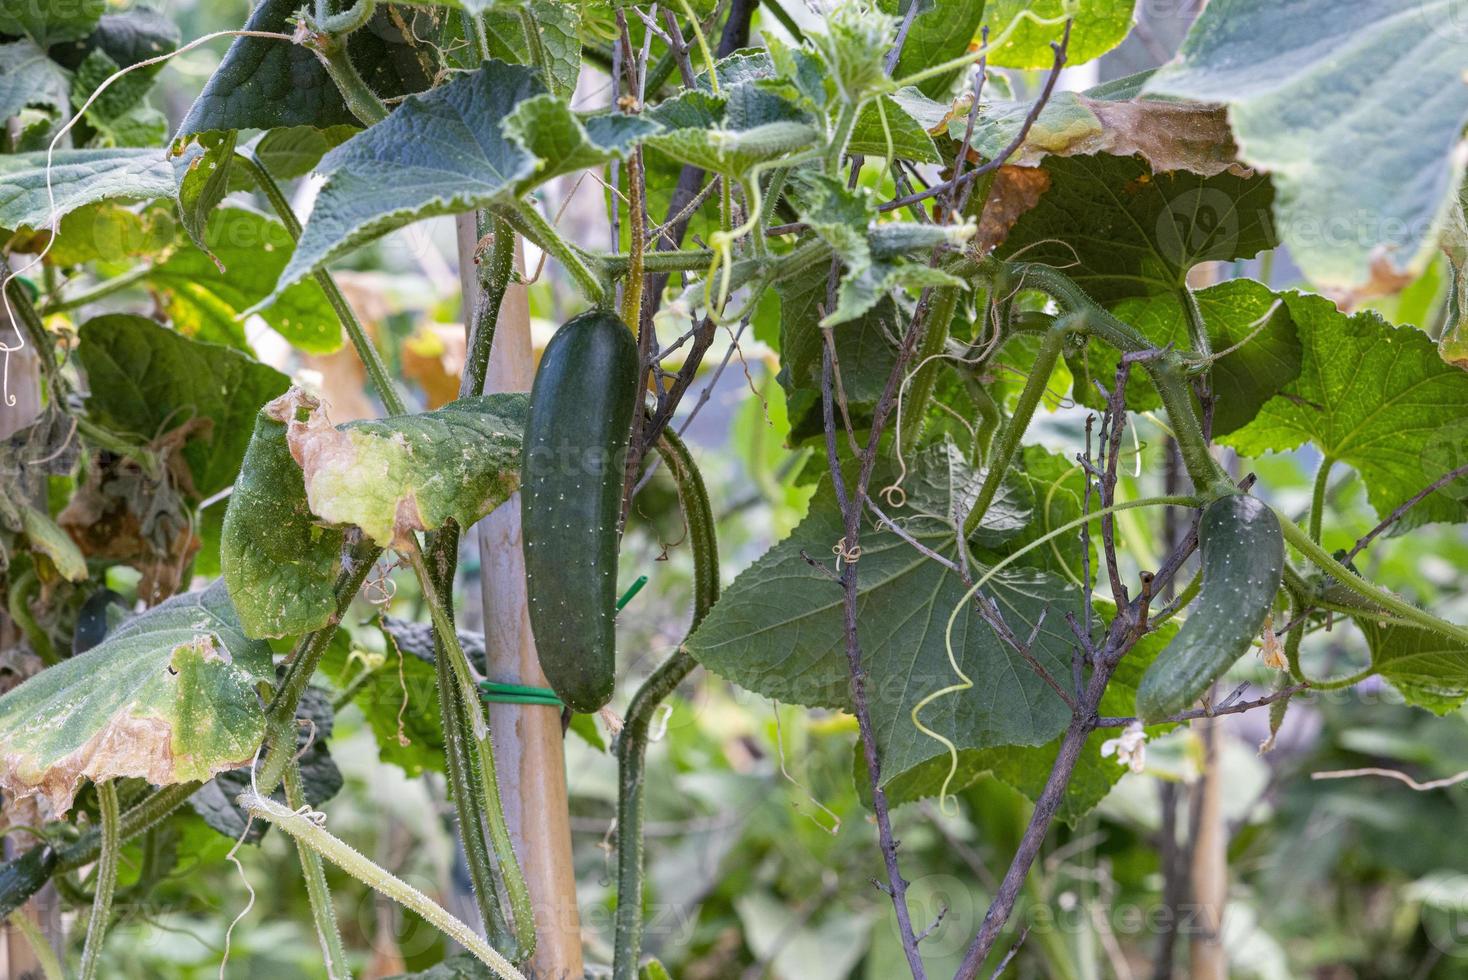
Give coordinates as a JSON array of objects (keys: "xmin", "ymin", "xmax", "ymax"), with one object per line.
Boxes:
[
  {"xmin": 521, "ymin": 309, "xmax": 640, "ymax": 712},
  {"xmin": 1135, "ymin": 493, "xmax": 1284, "ymax": 722}
]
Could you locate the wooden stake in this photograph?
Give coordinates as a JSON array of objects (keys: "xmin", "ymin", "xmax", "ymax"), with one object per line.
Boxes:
[{"xmin": 456, "ymin": 216, "xmax": 584, "ymax": 979}]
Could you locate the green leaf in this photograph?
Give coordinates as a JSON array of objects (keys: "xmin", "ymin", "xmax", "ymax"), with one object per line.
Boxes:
[
  {"xmin": 1439, "ymin": 187, "xmax": 1468, "ymax": 369},
  {"xmin": 263, "ymin": 60, "xmax": 655, "ymax": 306},
  {"xmin": 981, "ymin": 0, "xmax": 1135, "ymax": 70},
  {"xmin": 998, "ymin": 153, "xmax": 1277, "ymax": 304},
  {"xmin": 482, "ymin": 0, "xmax": 582, "ymax": 99},
  {"xmin": 1144, "ymin": 0, "xmax": 1468, "ymax": 300},
  {"xmin": 646, "ymin": 118, "xmax": 815, "ymax": 177},
  {"xmin": 1225, "ymin": 292, "xmax": 1468, "ymax": 529},
  {"xmin": 384, "ymin": 953, "xmax": 500, "ymax": 979},
  {"xmin": 687, "ymin": 445, "xmax": 1081, "ymax": 790},
  {"xmin": 12, "ymin": 201, "xmax": 176, "ymax": 267},
  {"xmin": 0, "ymin": 581, "xmax": 273, "ymax": 814},
  {"xmin": 1359, "ymin": 618, "xmax": 1468, "ymax": 715},
  {"xmin": 0, "ymin": 148, "xmax": 175, "ymax": 231},
  {"xmin": 247, "ymin": 124, "xmax": 357, "ymax": 180},
  {"xmin": 0, "ymin": 0, "xmax": 104, "ymax": 47},
  {"xmin": 884, "ymin": 0, "xmax": 989, "ymax": 99},
  {"xmin": 221, "ymin": 395, "xmax": 347, "ymax": 640},
  {"xmin": 503, "ymin": 93, "xmax": 659, "ymax": 185},
  {"xmin": 865, "ymin": 612, "xmax": 1173, "ymax": 823},
  {"xmin": 0, "ymin": 40, "xmax": 71, "ymax": 126},
  {"xmin": 1072, "ymin": 279, "xmax": 1302, "ymax": 436},
  {"xmin": 174, "ymin": 0, "xmax": 360, "ymax": 137},
  {"xmin": 77, "ymin": 314, "xmax": 291, "ymax": 498},
  {"xmin": 848, "ymin": 95, "xmax": 940, "ymax": 164},
  {"xmin": 777, "ymin": 266, "xmax": 900, "ymax": 407},
  {"xmin": 172, "ymin": 130, "xmax": 239, "ymax": 256},
  {"xmin": 145, "ymin": 207, "xmax": 341, "ymax": 354}
]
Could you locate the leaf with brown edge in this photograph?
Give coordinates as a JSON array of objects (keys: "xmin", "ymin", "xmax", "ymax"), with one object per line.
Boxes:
[
  {"xmin": 0, "ymin": 581, "xmax": 272, "ymax": 815},
  {"xmin": 974, "ymin": 165, "xmax": 1051, "ymax": 254},
  {"xmin": 272, "ymin": 388, "xmax": 528, "ymax": 550}
]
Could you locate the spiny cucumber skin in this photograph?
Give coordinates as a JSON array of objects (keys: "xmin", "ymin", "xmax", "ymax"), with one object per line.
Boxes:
[
  {"xmin": 1136, "ymin": 494, "xmax": 1284, "ymax": 723},
  {"xmin": 521, "ymin": 310, "xmax": 639, "ymax": 713}
]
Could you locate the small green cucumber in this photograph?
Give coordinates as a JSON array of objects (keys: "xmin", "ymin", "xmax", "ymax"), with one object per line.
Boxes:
[
  {"xmin": 1135, "ymin": 493, "xmax": 1284, "ymax": 722},
  {"xmin": 522, "ymin": 309, "xmax": 639, "ymax": 712}
]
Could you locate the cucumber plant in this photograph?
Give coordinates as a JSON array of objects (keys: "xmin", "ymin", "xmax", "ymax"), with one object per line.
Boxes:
[{"xmin": 0, "ymin": 0, "xmax": 1466, "ymax": 978}]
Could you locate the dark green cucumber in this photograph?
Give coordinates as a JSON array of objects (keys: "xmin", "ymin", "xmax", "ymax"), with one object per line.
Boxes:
[
  {"xmin": 1136, "ymin": 494, "xmax": 1284, "ymax": 722},
  {"xmin": 521, "ymin": 309, "xmax": 639, "ymax": 712}
]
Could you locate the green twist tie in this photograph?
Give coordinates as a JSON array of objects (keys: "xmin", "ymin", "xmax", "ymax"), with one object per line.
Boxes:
[{"xmin": 478, "ymin": 681, "xmax": 563, "ymax": 708}]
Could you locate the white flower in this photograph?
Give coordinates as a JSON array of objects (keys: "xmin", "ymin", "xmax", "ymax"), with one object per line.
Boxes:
[{"xmin": 1101, "ymin": 721, "xmax": 1147, "ymax": 774}]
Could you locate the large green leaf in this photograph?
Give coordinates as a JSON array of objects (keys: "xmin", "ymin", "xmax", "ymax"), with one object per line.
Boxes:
[
  {"xmin": 0, "ymin": 581, "xmax": 273, "ymax": 814},
  {"xmin": 998, "ymin": 153, "xmax": 1277, "ymax": 304},
  {"xmin": 0, "ymin": 148, "xmax": 174, "ymax": 231},
  {"xmin": 261, "ymin": 60, "xmax": 653, "ymax": 306},
  {"xmin": 1225, "ymin": 292, "xmax": 1468, "ymax": 529},
  {"xmin": 174, "ymin": 0, "xmax": 360, "ymax": 137},
  {"xmin": 687, "ymin": 445, "xmax": 1081, "ymax": 790},
  {"xmin": 222, "ymin": 389, "xmax": 528, "ymax": 638},
  {"xmin": 860, "ymin": 613, "xmax": 1173, "ymax": 824},
  {"xmin": 1144, "ymin": 0, "xmax": 1468, "ymax": 300},
  {"xmin": 77, "ymin": 314, "xmax": 291, "ymax": 498},
  {"xmin": 481, "ymin": 0, "xmax": 582, "ymax": 99},
  {"xmin": 145, "ymin": 207, "xmax": 341, "ymax": 354},
  {"xmin": 1071, "ymin": 279, "xmax": 1301, "ymax": 436},
  {"xmin": 981, "ymin": 0, "xmax": 1135, "ymax": 69}
]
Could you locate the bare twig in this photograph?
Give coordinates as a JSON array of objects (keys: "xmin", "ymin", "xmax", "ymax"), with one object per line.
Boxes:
[
  {"xmin": 1343, "ymin": 462, "xmax": 1468, "ymax": 563},
  {"xmin": 1094, "ymin": 683, "xmax": 1307, "ymax": 728},
  {"xmin": 1311, "ymin": 766, "xmax": 1468, "ymax": 792}
]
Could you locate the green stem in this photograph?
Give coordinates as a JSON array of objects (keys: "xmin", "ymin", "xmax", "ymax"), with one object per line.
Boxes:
[
  {"xmin": 599, "ymin": 248, "xmax": 716, "ymax": 276},
  {"xmin": 499, "ymin": 199, "xmax": 606, "ymax": 306},
  {"xmin": 1151, "ymin": 570, "xmax": 1202, "ymax": 629},
  {"xmin": 962, "ymin": 317, "xmax": 1068, "ymax": 539},
  {"xmin": 897, "ymin": 286, "xmax": 959, "ymax": 458},
  {"xmin": 317, "ymin": 0, "xmax": 376, "ymax": 35},
  {"xmin": 258, "ymin": 539, "xmax": 382, "ymax": 794},
  {"xmin": 1, "ymin": 257, "xmax": 60, "ymax": 383},
  {"xmin": 462, "ymin": 213, "xmax": 516, "ymax": 399},
  {"xmin": 1309, "ymin": 457, "xmax": 1333, "ymax": 544},
  {"xmin": 77, "ymin": 781, "xmax": 119, "ymax": 980},
  {"xmin": 825, "ymin": 101, "xmax": 860, "ymax": 175},
  {"xmin": 613, "ymin": 430, "xmax": 719, "ymax": 980},
  {"xmin": 1178, "ymin": 286, "xmax": 1212, "ymax": 360},
  {"xmin": 403, "ymin": 538, "xmax": 536, "ymax": 960},
  {"xmin": 462, "ymin": 10, "xmax": 491, "ymax": 62},
  {"xmin": 1147, "ymin": 355, "xmax": 1231, "ymax": 497},
  {"xmin": 38, "ymin": 263, "xmax": 153, "ymax": 315},
  {"xmin": 517, "ymin": 5, "xmax": 548, "ymax": 78},
  {"xmin": 307, "ymin": 32, "xmax": 388, "ymax": 126},
  {"xmin": 239, "ymin": 152, "xmax": 407, "ymax": 416},
  {"xmin": 74, "ymin": 416, "xmax": 161, "ymax": 478},
  {"xmin": 5, "ymin": 912, "xmax": 63, "ymax": 980},
  {"xmin": 284, "ymin": 761, "xmax": 352, "ymax": 980},
  {"xmin": 239, "ymin": 791, "xmax": 526, "ymax": 980},
  {"xmin": 7, "ymin": 568, "xmax": 56, "ymax": 666},
  {"xmin": 1277, "ymin": 515, "xmax": 1468, "ymax": 645},
  {"xmin": 57, "ymin": 782, "xmax": 200, "ymax": 874}
]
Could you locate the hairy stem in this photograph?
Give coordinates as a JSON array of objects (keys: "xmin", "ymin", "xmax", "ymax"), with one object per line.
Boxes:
[
  {"xmin": 77, "ymin": 780, "xmax": 119, "ymax": 980},
  {"xmin": 897, "ymin": 285, "xmax": 959, "ymax": 458},
  {"xmin": 613, "ymin": 430, "xmax": 719, "ymax": 980},
  {"xmin": 284, "ymin": 760, "xmax": 353, "ymax": 980},
  {"xmin": 239, "ymin": 791, "xmax": 526, "ymax": 980},
  {"xmin": 499, "ymin": 199, "xmax": 606, "ymax": 305},
  {"xmin": 1277, "ymin": 515, "xmax": 1468, "ymax": 645},
  {"xmin": 1309, "ymin": 457, "xmax": 1334, "ymax": 544},
  {"xmin": 57, "ymin": 782, "xmax": 200, "ymax": 874},
  {"xmin": 305, "ymin": 30, "xmax": 387, "ymax": 127},
  {"xmin": 240, "ymin": 151, "xmax": 407, "ymax": 416},
  {"xmin": 404, "ymin": 538, "xmax": 537, "ymax": 960}
]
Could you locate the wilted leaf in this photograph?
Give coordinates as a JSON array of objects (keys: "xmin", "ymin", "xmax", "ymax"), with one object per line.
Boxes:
[
  {"xmin": 1145, "ymin": 0, "xmax": 1468, "ymax": 301},
  {"xmin": 0, "ymin": 581, "xmax": 272, "ymax": 814},
  {"xmin": 19, "ymin": 505, "xmax": 86, "ymax": 582}
]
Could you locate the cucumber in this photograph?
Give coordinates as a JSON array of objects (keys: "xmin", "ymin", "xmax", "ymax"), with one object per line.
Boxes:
[
  {"xmin": 521, "ymin": 309, "xmax": 640, "ymax": 712},
  {"xmin": 1136, "ymin": 493, "xmax": 1284, "ymax": 722}
]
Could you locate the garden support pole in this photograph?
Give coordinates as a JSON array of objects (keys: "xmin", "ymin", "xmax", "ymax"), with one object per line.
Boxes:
[{"xmin": 456, "ymin": 216, "xmax": 584, "ymax": 979}]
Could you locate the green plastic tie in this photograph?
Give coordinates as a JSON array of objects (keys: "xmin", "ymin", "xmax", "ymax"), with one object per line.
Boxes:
[
  {"xmin": 616, "ymin": 574, "xmax": 649, "ymax": 612},
  {"xmin": 477, "ymin": 681, "xmax": 564, "ymax": 708}
]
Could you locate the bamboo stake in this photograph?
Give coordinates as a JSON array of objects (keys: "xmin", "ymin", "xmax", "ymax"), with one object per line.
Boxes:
[{"xmin": 456, "ymin": 216, "xmax": 585, "ymax": 978}]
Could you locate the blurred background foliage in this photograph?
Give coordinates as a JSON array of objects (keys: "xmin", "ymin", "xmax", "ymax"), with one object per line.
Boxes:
[{"xmin": 4, "ymin": 0, "xmax": 1468, "ymax": 977}]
